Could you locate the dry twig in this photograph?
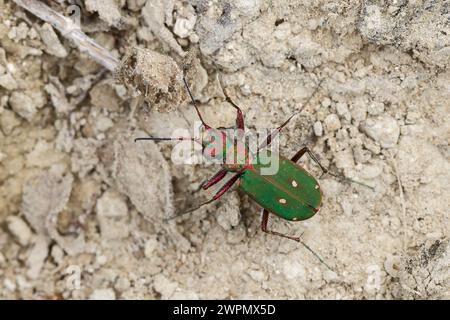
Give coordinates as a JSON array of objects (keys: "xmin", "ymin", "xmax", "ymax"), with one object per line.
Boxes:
[{"xmin": 13, "ymin": 0, "xmax": 119, "ymax": 71}]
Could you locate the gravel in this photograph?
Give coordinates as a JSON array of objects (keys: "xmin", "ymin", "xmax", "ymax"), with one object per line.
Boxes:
[{"xmin": 0, "ymin": 0, "xmax": 448, "ymax": 300}]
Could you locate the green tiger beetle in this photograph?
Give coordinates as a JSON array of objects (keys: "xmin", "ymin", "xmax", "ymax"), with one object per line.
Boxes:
[{"xmin": 136, "ymin": 75, "xmax": 372, "ymax": 271}]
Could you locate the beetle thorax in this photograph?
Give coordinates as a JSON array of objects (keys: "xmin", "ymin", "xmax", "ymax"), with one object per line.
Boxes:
[{"xmin": 202, "ymin": 128, "xmax": 252, "ymax": 171}]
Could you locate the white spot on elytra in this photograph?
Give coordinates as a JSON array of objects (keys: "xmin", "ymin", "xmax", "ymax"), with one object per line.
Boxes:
[
  {"xmin": 291, "ymin": 180, "xmax": 298, "ymax": 187},
  {"xmin": 279, "ymin": 198, "xmax": 287, "ymax": 204},
  {"xmin": 315, "ymin": 185, "xmax": 319, "ymax": 189},
  {"xmin": 292, "ymin": 217, "xmax": 298, "ymax": 221}
]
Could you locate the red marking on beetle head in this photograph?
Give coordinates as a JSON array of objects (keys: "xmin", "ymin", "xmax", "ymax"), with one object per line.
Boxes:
[{"xmin": 202, "ymin": 128, "xmax": 228, "ymax": 160}]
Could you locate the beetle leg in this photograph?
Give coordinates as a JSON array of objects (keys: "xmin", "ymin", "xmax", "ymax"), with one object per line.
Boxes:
[
  {"xmin": 201, "ymin": 169, "xmax": 228, "ymax": 190},
  {"xmin": 261, "ymin": 209, "xmax": 302, "ymax": 242},
  {"xmin": 261, "ymin": 209, "xmax": 335, "ymax": 270},
  {"xmin": 194, "ymin": 169, "xmax": 228, "ymax": 193},
  {"xmin": 217, "ymin": 73, "xmax": 245, "ymax": 130},
  {"xmin": 166, "ymin": 172, "xmax": 243, "ymax": 220},
  {"xmin": 225, "ymin": 95, "xmax": 245, "ymax": 130},
  {"xmin": 183, "ymin": 76, "xmax": 212, "ymax": 129},
  {"xmin": 291, "ymin": 146, "xmax": 328, "ymax": 176}
]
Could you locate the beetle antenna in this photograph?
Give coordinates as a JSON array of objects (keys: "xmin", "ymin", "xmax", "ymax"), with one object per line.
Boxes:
[
  {"xmin": 183, "ymin": 76, "xmax": 211, "ymax": 129},
  {"xmin": 134, "ymin": 136, "xmax": 198, "ymax": 143},
  {"xmin": 257, "ymin": 78, "xmax": 325, "ymax": 151},
  {"xmin": 284, "ymin": 77, "xmax": 325, "ymax": 123},
  {"xmin": 326, "ymin": 172, "xmax": 375, "ymax": 191},
  {"xmin": 164, "ymin": 199, "xmax": 215, "ymax": 221},
  {"xmin": 299, "ymin": 240, "xmax": 335, "ymax": 272}
]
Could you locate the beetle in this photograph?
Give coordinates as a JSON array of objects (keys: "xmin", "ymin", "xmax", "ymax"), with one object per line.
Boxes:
[{"xmin": 136, "ymin": 75, "xmax": 367, "ymax": 270}]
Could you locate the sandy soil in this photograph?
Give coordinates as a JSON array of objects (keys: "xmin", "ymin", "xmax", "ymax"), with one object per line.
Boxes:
[{"xmin": 0, "ymin": 0, "xmax": 449, "ymax": 299}]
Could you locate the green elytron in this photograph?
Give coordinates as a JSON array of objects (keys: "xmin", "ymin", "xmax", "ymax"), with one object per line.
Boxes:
[{"xmin": 240, "ymin": 152, "xmax": 322, "ymax": 223}]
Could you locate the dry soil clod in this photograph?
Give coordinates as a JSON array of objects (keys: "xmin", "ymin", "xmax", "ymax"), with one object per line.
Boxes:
[{"xmin": 115, "ymin": 47, "xmax": 187, "ymax": 113}]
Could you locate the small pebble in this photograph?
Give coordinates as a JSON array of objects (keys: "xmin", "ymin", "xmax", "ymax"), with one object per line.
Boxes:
[
  {"xmin": 364, "ymin": 138, "xmax": 381, "ymax": 154},
  {"xmin": 96, "ymin": 191, "xmax": 128, "ymax": 218},
  {"xmin": 353, "ymin": 146, "xmax": 371, "ymax": 163},
  {"xmin": 273, "ymin": 22, "xmax": 291, "ymax": 40},
  {"xmin": 18, "ymin": 22, "xmax": 29, "ymax": 40},
  {"xmin": 50, "ymin": 245, "xmax": 64, "ymax": 265},
  {"xmin": 28, "ymin": 27, "xmax": 38, "ymax": 40},
  {"xmin": 323, "ymin": 270, "xmax": 338, "ymax": 282},
  {"xmin": 95, "ymin": 115, "xmax": 114, "ymax": 132},
  {"xmin": 39, "ymin": 23, "xmax": 68, "ymax": 58},
  {"xmin": 144, "ymin": 237, "xmax": 158, "ymax": 258},
  {"xmin": 0, "ymin": 73, "xmax": 18, "ymax": 91},
  {"xmin": 308, "ymin": 19, "xmax": 319, "ymax": 30},
  {"xmin": 6, "ymin": 216, "xmax": 32, "ymax": 246},
  {"xmin": 350, "ymin": 101, "xmax": 367, "ymax": 122},
  {"xmin": 115, "ymin": 277, "xmax": 131, "ymax": 292},
  {"xmin": 406, "ymin": 111, "xmax": 420, "ymax": 124},
  {"xmin": 361, "ymin": 115, "xmax": 400, "ymax": 148},
  {"xmin": 96, "ymin": 254, "xmax": 108, "ymax": 266},
  {"xmin": 367, "ymin": 102, "xmax": 385, "ymax": 116},
  {"xmin": 173, "ymin": 16, "xmax": 197, "ymax": 39},
  {"xmin": 189, "ymin": 33, "xmax": 199, "ymax": 43},
  {"xmin": 247, "ymin": 269, "xmax": 266, "ymax": 282},
  {"xmin": 153, "ymin": 274, "xmax": 178, "ymax": 298},
  {"xmin": 336, "ymin": 102, "xmax": 349, "ymax": 116},
  {"xmin": 7, "ymin": 63, "xmax": 16, "ymax": 74},
  {"xmin": 321, "ymin": 97, "xmax": 332, "ymax": 108},
  {"xmin": 26, "ymin": 236, "xmax": 49, "ymax": 279},
  {"xmin": 324, "ymin": 114, "xmax": 342, "ymax": 132},
  {"xmin": 0, "ymin": 109, "xmax": 21, "ymax": 135},
  {"xmin": 313, "ymin": 121, "xmax": 323, "ymax": 137},
  {"xmin": 4, "ymin": 278, "xmax": 16, "ymax": 291},
  {"xmin": 9, "ymin": 91, "xmax": 38, "ymax": 122},
  {"xmin": 384, "ymin": 255, "xmax": 401, "ymax": 277}
]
